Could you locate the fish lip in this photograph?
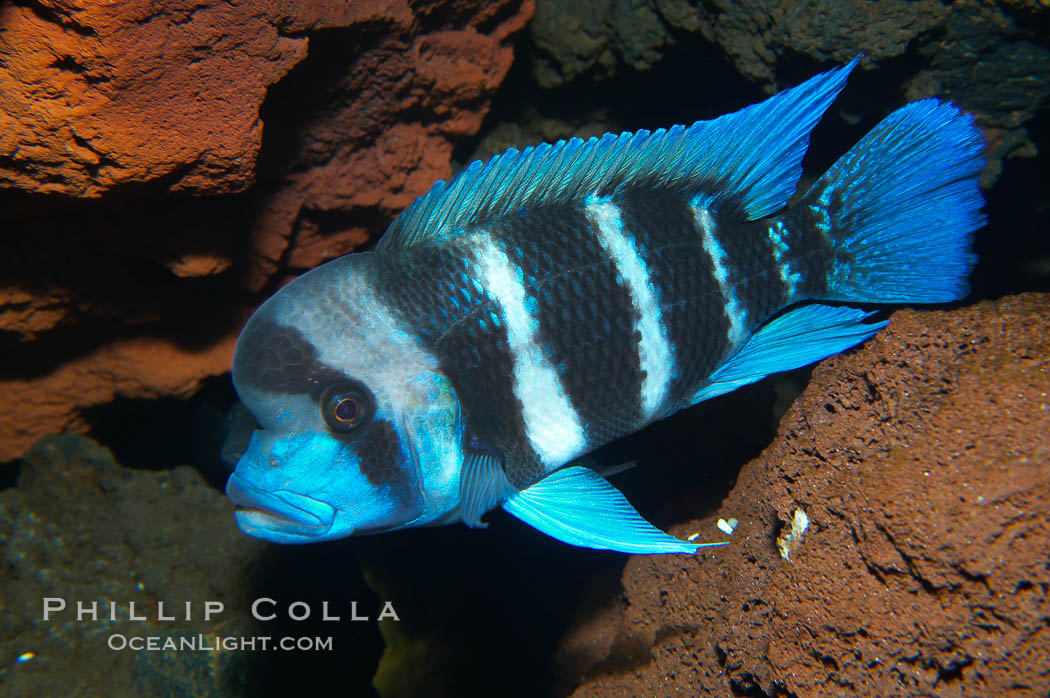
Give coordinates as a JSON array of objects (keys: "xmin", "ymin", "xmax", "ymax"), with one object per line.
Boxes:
[{"xmin": 226, "ymin": 474, "xmax": 336, "ymax": 538}]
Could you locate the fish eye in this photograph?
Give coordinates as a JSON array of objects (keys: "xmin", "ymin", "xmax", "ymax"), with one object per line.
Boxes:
[{"xmin": 320, "ymin": 383, "xmax": 371, "ymax": 432}]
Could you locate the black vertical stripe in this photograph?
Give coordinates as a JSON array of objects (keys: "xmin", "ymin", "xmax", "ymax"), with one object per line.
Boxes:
[
  {"xmin": 773, "ymin": 203, "xmax": 836, "ymax": 299},
  {"xmin": 705, "ymin": 212, "xmax": 791, "ymax": 330},
  {"xmin": 231, "ymin": 318, "xmax": 422, "ymax": 506},
  {"xmin": 489, "ymin": 202, "xmax": 644, "ymax": 450},
  {"xmin": 353, "ymin": 418, "xmax": 422, "ymax": 512},
  {"xmin": 372, "ymin": 241, "xmax": 543, "ymax": 485},
  {"xmin": 616, "ymin": 189, "xmax": 731, "ymax": 410},
  {"xmin": 233, "ymin": 321, "xmax": 347, "ymax": 401}
]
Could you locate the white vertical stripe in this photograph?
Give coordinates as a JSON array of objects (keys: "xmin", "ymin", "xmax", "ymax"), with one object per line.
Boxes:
[
  {"xmin": 691, "ymin": 202, "xmax": 748, "ymax": 346},
  {"xmin": 473, "ymin": 237, "xmax": 587, "ymax": 468},
  {"xmin": 767, "ymin": 220, "xmax": 801, "ymax": 298},
  {"xmin": 586, "ymin": 196, "xmax": 674, "ymax": 420}
]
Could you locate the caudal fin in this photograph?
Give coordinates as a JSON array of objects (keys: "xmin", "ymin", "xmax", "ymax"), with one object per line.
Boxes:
[{"xmin": 801, "ymin": 99, "xmax": 986, "ymax": 304}]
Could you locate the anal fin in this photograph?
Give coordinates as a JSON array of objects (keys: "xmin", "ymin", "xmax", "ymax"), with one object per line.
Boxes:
[
  {"xmin": 692, "ymin": 303, "xmax": 887, "ymax": 404},
  {"xmin": 501, "ymin": 466, "xmax": 727, "ymax": 554}
]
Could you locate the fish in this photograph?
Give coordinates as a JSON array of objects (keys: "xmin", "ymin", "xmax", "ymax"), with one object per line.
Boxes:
[{"xmin": 224, "ymin": 58, "xmax": 985, "ymax": 553}]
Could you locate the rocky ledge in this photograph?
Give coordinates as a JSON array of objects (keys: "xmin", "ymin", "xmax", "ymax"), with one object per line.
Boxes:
[{"xmin": 558, "ymin": 293, "xmax": 1050, "ymax": 697}]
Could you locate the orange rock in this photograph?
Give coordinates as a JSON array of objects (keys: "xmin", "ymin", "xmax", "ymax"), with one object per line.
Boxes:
[
  {"xmin": 0, "ymin": 1, "xmax": 308, "ymax": 196},
  {"xmin": 0, "ymin": 0, "xmax": 534, "ymax": 460},
  {"xmin": 0, "ymin": 286, "xmax": 73, "ymax": 340},
  {"xmin": 1, "ymin": 331, "xmax": 239, "ymax": 461}
]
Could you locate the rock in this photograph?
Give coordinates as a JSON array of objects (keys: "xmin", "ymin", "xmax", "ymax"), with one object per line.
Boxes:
[
  {"xmin": 559, "ymin": 293, "xmax": 1050, "ymax": 696},
  {"xmin": 0, "ymin": 432, "xmax": 393, "ymax": 696},
  {"xmin": 0, "ymin": 335, "xmax": 240, "ymax": 466},
  {"xmin": 468, "ymin": 111, "xmax": 617, "ymax": 163},
  {"xmin": 528, "ymin": 0, "xmax": 1049, "ymax": 170},
  {"xmin": 0, "ymin": 0, "xmax": 309, "ymax": 197},
  {"xmin": 0, "ymin": 434, "xmax": 268, "ymax": 697},
  {"xmin": 0, "ymin": 0, "xmax": 534, "ymax": 461}
]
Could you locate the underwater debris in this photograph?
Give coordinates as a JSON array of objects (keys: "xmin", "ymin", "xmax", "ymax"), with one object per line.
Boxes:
[
  {"xmin": 716, "ymin": 517, "xmax": 739, "ymax": 535},
  {"xmin": 776, "ymin": 508, "xmax": 810, "ymax": 560}
]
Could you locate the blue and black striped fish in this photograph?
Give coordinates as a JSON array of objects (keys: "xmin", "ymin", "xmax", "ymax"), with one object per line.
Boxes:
[{"xmin": 224, "ymin": 59, "xmax": 985, "ymax": 553}]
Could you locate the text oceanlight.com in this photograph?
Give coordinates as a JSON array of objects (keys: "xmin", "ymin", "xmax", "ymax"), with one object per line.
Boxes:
[{"xmin": 107, "ymin": 634, "xmax": 333, "ymax": 652}]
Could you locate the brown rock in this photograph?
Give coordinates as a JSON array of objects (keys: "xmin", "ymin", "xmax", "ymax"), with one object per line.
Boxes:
[
  {"xmin": 0, "ymin": 0, "xmax": 534, "ymax": 460},
  {"xmin": 562, "ymin": 294, "xmax": 1050, "ymax": 697},
  {"xmin": 1, "ymin": 333, "xmax": 239, "ymax": 461},
  {"xmin": 0, "ymin": 0, "xmax": 310, "ymax": 197}
]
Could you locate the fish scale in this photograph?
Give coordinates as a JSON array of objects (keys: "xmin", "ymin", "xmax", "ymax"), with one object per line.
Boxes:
[
  {"xmin": 374, "ymin": 243, "xmax": 531, "ymax": 467},
  {"xmin": 616, "ymin": 189, "xmax": 733, "ymax": 411},
  {"xmin": 492, "ymin": 204, "xmax": 643, "ymax": 452},
  {"xmin": 713, "ymin": 214, "xmax": 793, "ymax": 322},
  {"xmin": 377, "ymin": 205, "xmax": 650, "ymax": 486}
]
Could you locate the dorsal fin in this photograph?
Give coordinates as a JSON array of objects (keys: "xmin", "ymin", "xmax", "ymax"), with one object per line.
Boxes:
[{"xmin": 378, "ymin": 57, "xmax": 859, "ymax": 252}]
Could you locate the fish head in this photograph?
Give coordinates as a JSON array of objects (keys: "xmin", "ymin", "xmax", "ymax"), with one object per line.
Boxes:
[{"xmin": 226, "ymin": 252, "xmax": 464, "ymax": 543}]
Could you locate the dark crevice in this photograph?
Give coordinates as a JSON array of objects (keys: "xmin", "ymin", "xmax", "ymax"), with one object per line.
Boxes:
[
  {"xmin": 0, "ymin": 459, "xmax": 22, "ymax": 491},
  {"xmin": 14, "ymin": 0, "xmax": 98, "ymax": 36},
  {"xmin": 0, "ymin": 293, "xmax": 248, "ymax": 383},
  {"xmin": 934, "ymin": 656, "xmax": 973, "ymax": 685},
  {"xmin": 729, "ymin": 671, "xmax": 774, "ymax": 698},
  {"xmin": 456, "ymin": 30, "xmax": 755, "ymax": 165},
  {"xmin": 254, "ymin": 210, "xmax": 303, "ymax": 299},
  {"xmin": 298, "ymin": 206, "xmax": 391, "ymax": 246},
  {"xmin": 812, "ymin": 651, "xmax": 840, "ymax": 671},
  {"xmin": 473, "ymin": 0, "xmax": 526, "ymax": 36},
  {"xmin": 0, "ymin": 186, "xmax": 262, "ymax": 383},
  {"xmin": 238, "ymin": 543, "xmax": 384, "ymax": 698},
  {"xmin": 255, "ymin": 21, "xmax": 406, "ymax": 182},
  {"xmin": 409, "ymin": 0, "xmax": 520, "ymax": 35},
  {"xmin": 70, "ymin": 133, "xmax": 121, "ymax": 177},
  {"xmin": 972, "ymin": 104, "xmax": 1050, "ymax": 297},
  {"xmin": 49, "ymin": 55, "xmax": 110, "ymax": 84},
  {"xmin": 85, "ymin": 374, "xmax": 239, "ymax": 489}
]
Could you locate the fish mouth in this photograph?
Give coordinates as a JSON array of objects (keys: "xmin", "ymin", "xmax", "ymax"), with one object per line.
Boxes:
[{"xmin": 226, "ymin": 474, "xmax": 336, "ymax": 539}]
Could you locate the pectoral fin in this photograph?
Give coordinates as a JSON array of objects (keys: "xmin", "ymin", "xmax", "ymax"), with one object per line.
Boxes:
[
  {"xmin": 502, "ymin": 466, "xmax": 726, "ymax": 554},
  {"xmin": 459, "ymin": 450, "xmax": 516, "ymax": 528}
]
